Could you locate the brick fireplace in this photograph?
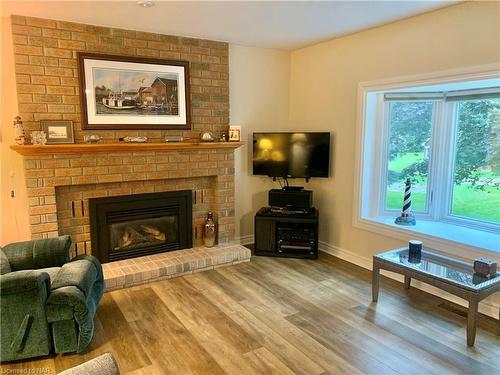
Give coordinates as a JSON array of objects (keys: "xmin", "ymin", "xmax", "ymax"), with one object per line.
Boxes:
[
  {"xmin": 13, "ymin": 143, "xmax": 249, "ymax": 290},
  {"xmin": 15, "ymin": 145, "xmax": 237, "ymax": 258},
  {"xmin": 10, "ymin": 15, "xmax": 250, "ymax": 290}
]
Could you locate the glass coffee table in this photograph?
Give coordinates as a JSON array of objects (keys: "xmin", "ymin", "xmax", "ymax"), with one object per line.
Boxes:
[{"xmin": 372, "ymin": 248, "xmax": 500, "ymax": 346}]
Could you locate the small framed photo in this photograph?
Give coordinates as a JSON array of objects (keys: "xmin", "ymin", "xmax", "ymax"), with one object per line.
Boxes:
[
  {"xmin": 229, "ymin": 125, "xmax": 241, "ymax": 142},
  {"xmin": 41, "ymin": 121, "xmax": 75, "ymax": 144}
]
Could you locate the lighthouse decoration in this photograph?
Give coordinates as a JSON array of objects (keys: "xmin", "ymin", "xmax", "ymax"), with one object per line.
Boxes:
[
  {"xmin": 13, "ymin": 116, "xmax": 26, "ymax": 145},
  {"xmin": 395, "ymin": 178, "xmax": 416, "ymax": 226}
]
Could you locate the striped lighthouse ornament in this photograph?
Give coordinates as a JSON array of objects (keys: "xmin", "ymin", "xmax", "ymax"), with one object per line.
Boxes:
[
  {"xmin": 402, "ymin": 178, "xmax": 412, "ymax": 216},
  {"xmin": 395, "ymin": 178, "xmax": 416, "ymax": 225}
]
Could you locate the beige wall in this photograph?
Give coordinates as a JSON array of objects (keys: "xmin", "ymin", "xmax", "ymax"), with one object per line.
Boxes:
[
  {"xmin": 288, "ymin": 1, "xmax": 500, "ymax": 259},
  {"xmin": 230, "ymin": 44, "xmax": 290, "ymax": 239},
  {"xmin": 1, "ymin": 12, "xmax": 31, "ymax": 245}
]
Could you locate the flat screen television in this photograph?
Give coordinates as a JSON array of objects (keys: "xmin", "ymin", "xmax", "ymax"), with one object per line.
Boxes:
[{"xmin": 253, "ymin": 132, "xmax": 330, "ymax": 178}]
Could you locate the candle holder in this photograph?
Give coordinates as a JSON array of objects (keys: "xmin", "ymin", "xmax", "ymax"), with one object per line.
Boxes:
[{"xmin": 408, "ymin": 239, "xmax": 422, "ymax": 263}]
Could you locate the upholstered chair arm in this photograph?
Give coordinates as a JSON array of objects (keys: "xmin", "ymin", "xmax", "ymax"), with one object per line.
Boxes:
[
  {"xmin": 46, "ymin": 255, "xmax": 104, "ymax": 353},
  {"xmin": 2, "ymin": 236, "xmax": 71, "ymax": 271},
  {"xmin": 0, "ymin": 270, "xmax": 52, "ymax": 361},
  {"xmin": 0, "ymin": 270, "xmax": 51, "ymax": 296}
]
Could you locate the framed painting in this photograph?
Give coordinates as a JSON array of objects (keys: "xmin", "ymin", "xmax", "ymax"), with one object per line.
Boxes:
[
  {"xmin": 77, "ymin": 53, "xmax": 190, "ymax": 130},
  {"xmin": 41, "ymin": 120, "xmax": 74, "ymax": 144}
]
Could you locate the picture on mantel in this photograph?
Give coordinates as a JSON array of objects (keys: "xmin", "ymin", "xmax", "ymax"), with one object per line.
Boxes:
[{"xmin": 78, "ymin": 53, "xmax": 191, "ymax": 130}]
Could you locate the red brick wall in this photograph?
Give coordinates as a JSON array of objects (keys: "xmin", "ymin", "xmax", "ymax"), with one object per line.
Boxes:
[
  {"xmin": 23, "ymin": 149, "xmax": 235, "ymax": 255},
  {"xmin": 11, "ymin": 15, "xmax": 229, "ymax": 142}
]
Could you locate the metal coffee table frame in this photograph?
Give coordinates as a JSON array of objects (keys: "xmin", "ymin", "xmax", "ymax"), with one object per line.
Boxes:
[{"xmin": 372, "ymin": 248, "xmax": 500, "ymax": 346}]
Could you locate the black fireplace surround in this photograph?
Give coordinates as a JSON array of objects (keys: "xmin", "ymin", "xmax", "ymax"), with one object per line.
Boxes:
[{"xmin": 89, "ymin": 190, "xmax": 192, "ymax": 263}]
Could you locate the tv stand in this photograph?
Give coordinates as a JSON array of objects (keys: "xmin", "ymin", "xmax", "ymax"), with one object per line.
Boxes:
[{"xmin": 254, "ymin": 207, "xmax": 318, "ymax": 259}]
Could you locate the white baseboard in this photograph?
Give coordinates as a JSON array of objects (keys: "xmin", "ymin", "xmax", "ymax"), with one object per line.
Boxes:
[{"xmin": 318, "ymin": 241, "xmax": 499, "ymax": 320}]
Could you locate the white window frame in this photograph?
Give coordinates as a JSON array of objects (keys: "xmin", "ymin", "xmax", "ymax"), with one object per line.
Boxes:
[
  {"xmin": 378, "ymin": 94, "xmax": 499, "ymax": 231},
  {"xmin": 377, "ymin": 98, "xmax": 439, "ymax": 217},
  {"xmin": 353, "ymin": 63, "xmax": 500, "ymax": 259},
  {"xmin": 443, "ymin": 101, "xmax": 500, "ymax": 232}
]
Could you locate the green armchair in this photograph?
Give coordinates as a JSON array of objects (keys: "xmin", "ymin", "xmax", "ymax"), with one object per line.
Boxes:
[{"xmin": 0, "ymin": 236, "xmax": 104, "ymax": 362}]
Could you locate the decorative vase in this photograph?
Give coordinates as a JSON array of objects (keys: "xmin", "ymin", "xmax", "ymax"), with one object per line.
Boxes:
[{"xmin": 203, "ymin": 212, "xmax": 216, "ymax": 248}]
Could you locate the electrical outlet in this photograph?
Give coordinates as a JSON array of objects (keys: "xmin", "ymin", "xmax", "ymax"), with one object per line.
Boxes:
[{"xmin": 11, "ymin": 190, "xmax": 14, "ymax": 198}]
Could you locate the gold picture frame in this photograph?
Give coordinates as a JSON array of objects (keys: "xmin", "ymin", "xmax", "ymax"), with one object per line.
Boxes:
[{"xmin": 229, "ymin": 125, "xmax": 241, "ymax": 141}]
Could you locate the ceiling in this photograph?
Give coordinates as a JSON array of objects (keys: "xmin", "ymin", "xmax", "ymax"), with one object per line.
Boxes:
[{"xmin": 1, "ymin": 1, "xmax": 457, "ymax": 50}]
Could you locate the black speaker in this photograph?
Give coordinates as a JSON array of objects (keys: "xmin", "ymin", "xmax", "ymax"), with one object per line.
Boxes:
[{"xmin": 269, "ymin": 189, "xmax": 312, "ymax": 209}]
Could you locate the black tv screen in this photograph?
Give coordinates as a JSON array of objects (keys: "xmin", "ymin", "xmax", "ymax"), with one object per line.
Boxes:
[{"xmin": 253, "ymin": 132, "xmax": 330, "ymax": 178}]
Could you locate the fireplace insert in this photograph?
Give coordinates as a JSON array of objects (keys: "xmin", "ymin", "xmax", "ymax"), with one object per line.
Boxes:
[{"xmin": 89, "ymin": 190, "xmax": 192, "ymax": 263}]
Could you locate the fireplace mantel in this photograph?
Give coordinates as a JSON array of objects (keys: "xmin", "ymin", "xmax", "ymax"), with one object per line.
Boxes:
[{"xmin": 11, "ymin": 141, "xmax": 244, "ymax": 156}]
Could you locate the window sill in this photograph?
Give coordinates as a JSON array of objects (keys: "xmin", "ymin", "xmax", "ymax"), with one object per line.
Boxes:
[{"xmin": 354, "ymin": 216, "xmax": 500, "ymax": 261}]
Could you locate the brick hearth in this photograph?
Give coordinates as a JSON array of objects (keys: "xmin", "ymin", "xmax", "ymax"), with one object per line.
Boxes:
[{"xmin": 103, "ymin": 244, "xmax": 250, "ymax": 291}]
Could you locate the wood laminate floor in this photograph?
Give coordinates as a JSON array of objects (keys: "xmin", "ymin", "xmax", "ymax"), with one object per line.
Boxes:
[{"xmin": 2, "ymin": 252, "xmax": 499, "ymax": 374}]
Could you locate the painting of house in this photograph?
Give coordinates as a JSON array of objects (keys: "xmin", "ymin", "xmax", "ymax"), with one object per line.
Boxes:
[
  {"xmin": 90, "ymin": 67, "xmax": 181, "ymax": 116},
  {"xmin": 151, "ymin": 77, "xmax": 179, "ymax": 114}
]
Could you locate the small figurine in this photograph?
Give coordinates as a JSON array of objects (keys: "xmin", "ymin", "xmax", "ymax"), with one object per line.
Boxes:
[
  {"xmin": 395, "ymin": 178, "xmax": 416, "ymax": 225},
  {"xmin": 13, "ymin": 116, "xmax": 26, "ymax": 145},
  {"xmin": 30, "ymin": 130, "xmax": 47, "ymax": 145},
  {"xmin": 119, "ymin": 136, "xmax": 148, "ymax": 143},
  {"xmin": 84, "ymin": 134, "xmax": 101, "ymax": 144},
  {"xmin": 200, "ymin": 131, "xmax": 215, "ymax": 142},
  {"xmin": 473, "ymin": 258, "xmax": 497, "ymax": 279}
]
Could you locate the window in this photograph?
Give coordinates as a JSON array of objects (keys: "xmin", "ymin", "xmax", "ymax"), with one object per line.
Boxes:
[
  {"xmin": 450, "ymin": 98, "xmax": 500, "ymax": 224},
  {"xmin": 379, "ymin": 89, "xmax": 500, "ymax": 230},
  {"xmin": 385, "ymin": 101, "xmax": 434, "ymax": 213},
  {"xmin": 357, "ymin": 75, "xmax": 500, "ymax": 250}
]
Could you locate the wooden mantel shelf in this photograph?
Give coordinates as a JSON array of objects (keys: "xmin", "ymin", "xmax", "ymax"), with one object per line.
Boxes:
[{"xmin": 10, "ymin": 141, "xmax": 245, "ymax": 156}]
